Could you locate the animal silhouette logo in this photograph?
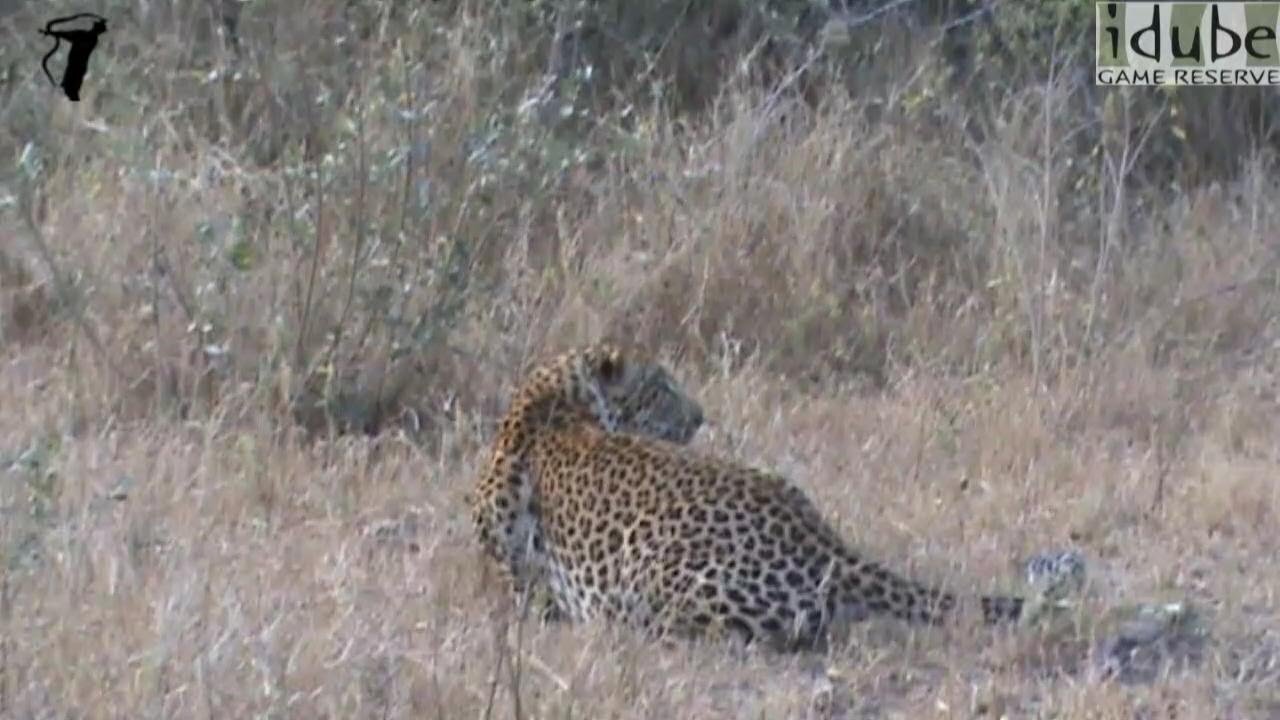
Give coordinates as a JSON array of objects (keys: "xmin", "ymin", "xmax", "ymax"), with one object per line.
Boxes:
[{"xmin": 40, "ymin": 13, "xmax": 109, "ymax": 102}]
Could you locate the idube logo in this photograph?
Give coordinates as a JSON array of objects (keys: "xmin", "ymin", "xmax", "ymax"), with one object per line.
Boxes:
[{"xmin": 1096, "ymin": 2, "xmax": 1280, "ymax": 86}]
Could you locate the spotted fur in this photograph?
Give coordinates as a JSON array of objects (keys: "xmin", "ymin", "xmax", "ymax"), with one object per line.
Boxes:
[{"xmin": 468, "ymin": 344, "xmax": 1027, "ymax": 649}]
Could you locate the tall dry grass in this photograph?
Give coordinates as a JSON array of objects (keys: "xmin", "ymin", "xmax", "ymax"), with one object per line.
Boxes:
[{"xmin": 2, "ymin": 1, "xmax": 1278, "ymax": 717}]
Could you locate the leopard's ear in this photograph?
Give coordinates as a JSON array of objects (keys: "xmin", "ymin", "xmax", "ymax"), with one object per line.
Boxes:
[{"xmin": 595, "ymin": 346, "xmax": 625, "ymax": 383}]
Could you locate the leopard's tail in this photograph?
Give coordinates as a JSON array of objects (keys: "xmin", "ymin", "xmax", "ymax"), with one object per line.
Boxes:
[{"xmin": 833, "ymin": 555, "xmax": 1024, "ymax": 626}]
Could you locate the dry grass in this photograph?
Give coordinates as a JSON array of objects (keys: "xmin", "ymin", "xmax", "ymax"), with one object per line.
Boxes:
[{"xmin": 2, "ymin": 1, "xmax": 1279, "ymax": 718}]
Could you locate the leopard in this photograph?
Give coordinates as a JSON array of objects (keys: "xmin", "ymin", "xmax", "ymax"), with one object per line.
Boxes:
[
  {"xmin": 469, "ymin": 343, "xmax": 706, "ymax": 612},
  {"xmin": 468, "ymin": 343, "xmax": 1037, "ymax": 650}
]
